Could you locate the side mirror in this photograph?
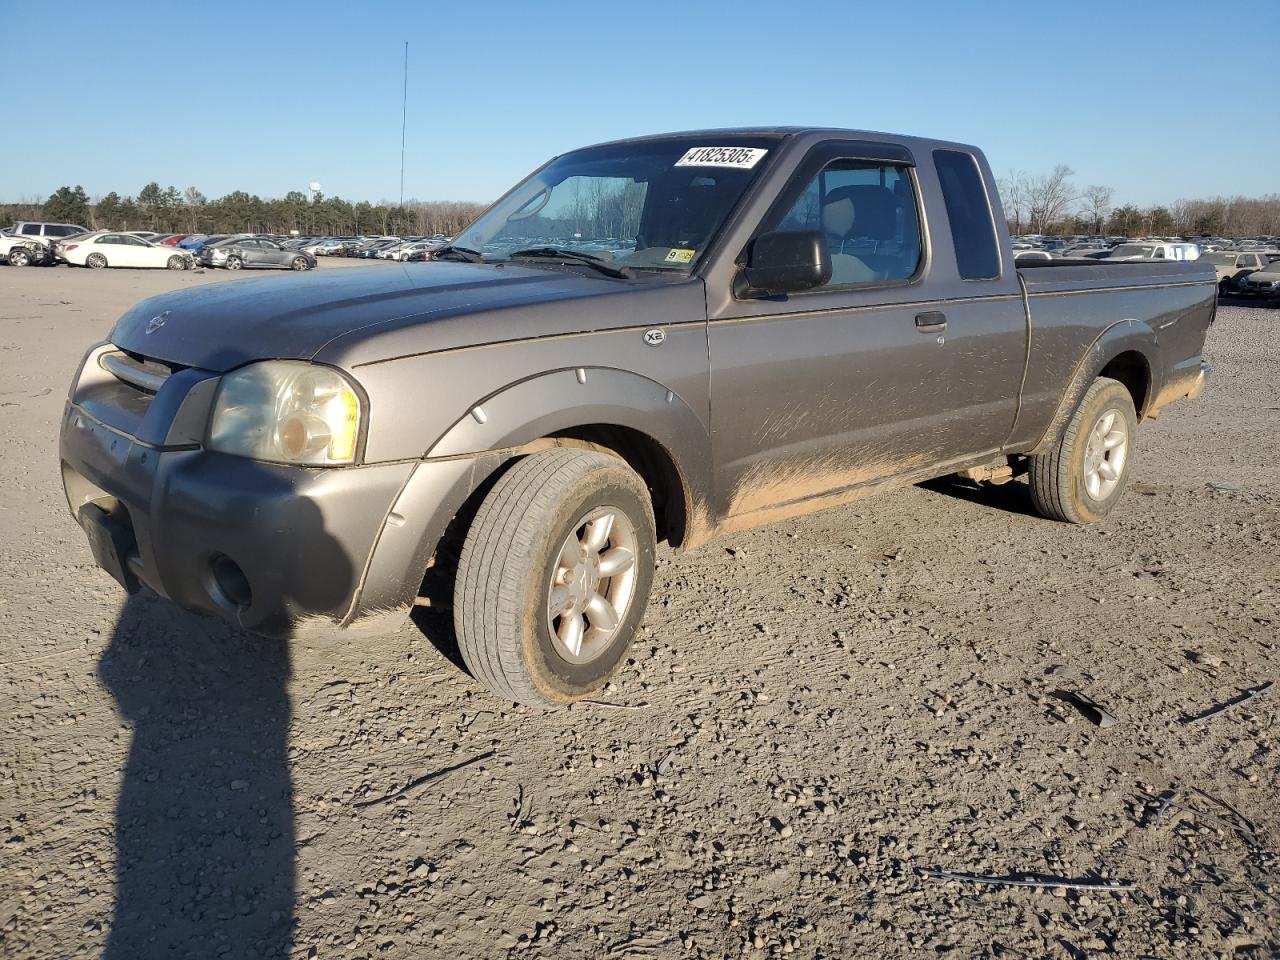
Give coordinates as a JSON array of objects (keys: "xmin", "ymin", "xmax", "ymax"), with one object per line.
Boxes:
[{"xmin": 741, "ymin": 231, "xmax": 832, "ymax": 296}]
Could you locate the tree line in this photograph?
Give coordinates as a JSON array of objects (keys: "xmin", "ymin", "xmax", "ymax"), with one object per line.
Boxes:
[
  {"xmin": 4, "ymin": 174, "xmax": 1278, "ymax": 240},
  {"xmin": 997, "ymin": 167, "xmax": 1280, "ymax": 238},
  {"xmin": 1, "ymin": 183, "xmax": 486, "ymax": 238}
]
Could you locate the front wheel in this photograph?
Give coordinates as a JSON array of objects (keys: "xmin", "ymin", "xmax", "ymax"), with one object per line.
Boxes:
[
  {"xmin": 7, "ymin": 248, "xmax": 32, "ymax": 267},
  {"xmin": 86, "ymin": 253, "xmax": 108, "ymax": 269},
  {"xmin": 1029, "ymin": 376, "xmax": 1137, "ymax": 523},
  {"xmin": 166, "ymin": 255, "xmax": 185, "ymax": 270},
  {"xmin": 292, "ymin": 257, "xmax": 309, "ymax": 271},
  {"xmin": 453, "ymin": 449, "xmax": 656, "ymax": 706},
  {"xmin": 226, "ymin": 256, "xmax": 243, "ymax": 271}
]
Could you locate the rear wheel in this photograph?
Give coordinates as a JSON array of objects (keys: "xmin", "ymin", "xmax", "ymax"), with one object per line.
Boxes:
[
  {"xmin": 7, "ymin": 248, "xmax": 32, "ymax": 267},
  {"xmin": 226, "ymin": 256, "xmax": 243, "ymax": 270},
  {"xmin": 86, "ymin": 252, "xmax": 107, "ymax": 269},
  {"xmin": 454, "ymin": 449, "xmax": 656, "ymax": 706},
  {"xmin": 166, "ymin": 254, "xmax": 184, "ymax": 270},
  {"xmin": 292, "ymin": 257, "xmax": 308, "ymax": 271},
  {"xmin": 1029, "ymin": 376, "xmax": 1137, "ymax": 523}
]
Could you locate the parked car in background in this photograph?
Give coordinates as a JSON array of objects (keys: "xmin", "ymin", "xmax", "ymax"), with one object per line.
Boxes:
[
  {"xmin": 61, "ymin": 231, "xmax": 192, "ymax": 270},
  {"xmin": 0, "ymin": 234, "xmax": 53, "ymax": 266},
  {"xmin": 388, "ymin": 241, "xmax": 440, "ymax": 261},
  {"xmin": 303, "ymin": 239, "xmax": 348, "ymax": 256},
  {"xmin": 1236, "ymin": 259, "xmax": 1280, "ymax": 301},
  {"xmin": 354, "ymin": 239, "xmax": 400, "ymax": 259},
  {"xmin": 1203, "ymin": 250, "xmax": 1271, "ymax": 292},
  {"xmin": 1104, "ymin": 241, "xmax": 1201, "ymax": 262},
  {"xmin": 1013, "ymin": 250, "xmax": 1053, "ymax": 262},
  {"xmin": 201, "ymin": 236, "xmax": 316, "ymax": 271},
  {"xmin": 8, "ymin": 221, "xmax": 90, "ymax": 243},
  {"xmin": 185, "ymin": 235, "xmax": 234, "ymax": 258}
]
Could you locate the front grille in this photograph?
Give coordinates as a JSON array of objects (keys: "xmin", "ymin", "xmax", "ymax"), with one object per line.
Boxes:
[{"xmin": 99, "ymin": 350, "xmax": 179, "ymax": 395}]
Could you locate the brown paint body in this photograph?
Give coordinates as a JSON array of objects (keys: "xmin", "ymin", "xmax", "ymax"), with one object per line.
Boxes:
[{"xmin": 60, "ymin": 127, "xmax": 1216, "ymax": 635}]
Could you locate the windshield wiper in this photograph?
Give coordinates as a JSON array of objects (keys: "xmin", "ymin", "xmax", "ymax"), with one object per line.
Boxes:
[
  {"xmin": 433, "ymin": 245, "xmax": 485, "ymax": 263},
  {"xmin": 508, "ymin": 247, "xmax": 634, "ymax": 279}
]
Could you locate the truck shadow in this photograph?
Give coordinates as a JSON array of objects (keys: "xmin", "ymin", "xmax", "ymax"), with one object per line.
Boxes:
[
  {"xmin": 98, "ymin": 595, "xmax": 296, "ymax": 959},
  {"xmin": 916, "ymin": 475, "xmax": 1040, "ymax": 518},
  {"xmin": 95, "ymin": 491, "xmax": 352, "ymax": 958}
]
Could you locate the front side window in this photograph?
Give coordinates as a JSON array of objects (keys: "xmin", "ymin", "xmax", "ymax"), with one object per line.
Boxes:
[
  {"xmin": 451, "ymin": 137, "xmax": 778, "ymax": 272},
  {"xmin": 934, "ymin": 149, "xmax": 1000, "ymax": 280},
  {"xmin": 766, "ymin": 160, "xmax": 922, "ymax": 288},
  {"xmin": 21, "ymin": 224, "xmax": 40, "ymax": 235}
]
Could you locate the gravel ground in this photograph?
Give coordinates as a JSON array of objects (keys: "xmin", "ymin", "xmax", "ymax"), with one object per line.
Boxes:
[{"xmin": 1, "ymin": 262, "xmax": 1277, "ymax": 959}]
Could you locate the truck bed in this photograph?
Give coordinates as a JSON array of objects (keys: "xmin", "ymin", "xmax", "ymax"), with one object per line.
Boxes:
[
  {"xmin": 1015, "ymin": 257, "xmax": 1216, "ymax": 294},
  {"xmin": 1007, "ymin": 257, "xmax": 1217, "ymax": 450}
]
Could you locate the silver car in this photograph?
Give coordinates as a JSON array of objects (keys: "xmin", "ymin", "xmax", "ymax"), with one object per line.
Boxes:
[{"xmin": 203, "ymin": 237, "xmax": 316, "ymax": 271}]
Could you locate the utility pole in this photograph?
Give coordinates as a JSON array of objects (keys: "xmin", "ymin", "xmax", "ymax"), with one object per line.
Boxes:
[{"xmin": 399, "ymin": 41, "xmax": 408, "ymax": 212}]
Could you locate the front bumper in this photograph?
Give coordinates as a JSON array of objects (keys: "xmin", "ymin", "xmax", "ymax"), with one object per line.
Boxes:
[
  {"xmin": 60, "ymin": 399, "xmax": 421, "ymax": 637},
  {"xmin": 1238, "ymin": 284, "xmax": 1280, "ymax": 298}
]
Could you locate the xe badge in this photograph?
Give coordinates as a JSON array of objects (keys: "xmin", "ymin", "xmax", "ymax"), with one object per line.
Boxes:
[{"xmin": 146, "ymin": 311, "xmax": 169, "ymax": 334}]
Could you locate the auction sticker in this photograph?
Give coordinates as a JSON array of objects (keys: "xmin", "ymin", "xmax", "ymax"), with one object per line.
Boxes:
[
  {"xmin": 664, "ymin": 248, "xmax": 696, "ymax": 264},
  {"xmin": 675, "ymin": 146, "xmax": 768, "ymax": 169}
]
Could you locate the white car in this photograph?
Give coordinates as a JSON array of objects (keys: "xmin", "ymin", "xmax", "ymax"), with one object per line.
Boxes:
[{"xmin": 61, "ymin": 231, "xmax": 192, "ymax": 270}]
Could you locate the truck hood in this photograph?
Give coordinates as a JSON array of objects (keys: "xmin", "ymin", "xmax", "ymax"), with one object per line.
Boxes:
[{"xmin": 110, "ymin": 263, "xmax": 644, "ymax": 372}]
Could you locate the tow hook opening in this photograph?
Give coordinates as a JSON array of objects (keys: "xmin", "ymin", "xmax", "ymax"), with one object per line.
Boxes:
[{"xmin": 208, "ymin": 553, "xmax": 253, "ymax": 610}]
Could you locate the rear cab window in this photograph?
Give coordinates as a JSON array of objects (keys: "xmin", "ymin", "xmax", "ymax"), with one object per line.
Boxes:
[{"xmin": 933, "ymin": 149, "xmax": 1000, "ymax": 280}]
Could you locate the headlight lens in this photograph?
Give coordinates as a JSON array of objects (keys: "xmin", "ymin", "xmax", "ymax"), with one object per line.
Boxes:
[{"xmin": 208, "ymin": 361, "xmax": 362, "ymax": 465}]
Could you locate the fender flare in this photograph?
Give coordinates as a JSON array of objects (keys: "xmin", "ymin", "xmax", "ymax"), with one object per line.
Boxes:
[
  {"xmin": 1028, "ymin": 319, "xmax": 1158, "ymax": 456},
  {"xmin": 427, "ymin": 366, "xmax": 707, "ymax": 463},
  {"xmin": 345, "ymin": 368, "xmax": 713, "ymax": 627}
]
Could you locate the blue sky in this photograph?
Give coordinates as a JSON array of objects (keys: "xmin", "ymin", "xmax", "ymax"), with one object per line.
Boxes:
[{"xmin": 3, "ymin": 1, "xmax": 1275, "ymax": 207}]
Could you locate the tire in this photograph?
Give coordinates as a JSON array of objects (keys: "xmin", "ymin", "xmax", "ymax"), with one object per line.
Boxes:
[
  {"xmin": 292, "ymin": 257, "xmax": 308, "ymax": 271},
  {"xmin": 454, "ymin": 449, "xmax": 656, "ymax": 706},
  {"xmin": 8, "ymin": 248, "xmax": 31, "ymax": 267},
  {"xmin": 86, "ymin": 253, "xmax": 108, "ymax": 269},
  {"xmin": 166, "ymin": 255, "xmax": 184, "ymax": 270},
  {"xmin": 1029, "ymin": 376, "xmax": 1138, "ymax": 524},
  {"xmin": 226, "ymin": 256, "xmax": 243, "ymax": 271}
]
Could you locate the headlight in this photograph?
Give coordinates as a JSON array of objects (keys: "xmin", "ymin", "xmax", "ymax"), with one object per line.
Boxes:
[{"xmin": 208, "ymin": 361, "xmax": 362, "ymax": 465}]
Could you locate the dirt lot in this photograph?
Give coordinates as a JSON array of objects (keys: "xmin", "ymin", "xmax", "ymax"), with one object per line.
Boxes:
[{"xmin": 0, "ymin": 260, "xmax": 1276, "ymax": 959}]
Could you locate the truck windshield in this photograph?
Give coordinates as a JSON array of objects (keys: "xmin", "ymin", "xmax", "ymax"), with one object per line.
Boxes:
[{"xmin": 450, "ymin": 137, "xmax": 779, "ymax": 272}]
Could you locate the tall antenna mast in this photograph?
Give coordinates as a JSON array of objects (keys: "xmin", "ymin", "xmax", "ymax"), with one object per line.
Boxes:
[{"xmin": 399, "ymin": 40, "xmax": 408, "ymax": 211}]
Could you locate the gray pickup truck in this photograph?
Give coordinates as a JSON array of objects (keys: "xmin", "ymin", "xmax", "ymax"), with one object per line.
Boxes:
[{"xmin": 60, "ymin": 127, "xmax": 1215, "ymax": 705}]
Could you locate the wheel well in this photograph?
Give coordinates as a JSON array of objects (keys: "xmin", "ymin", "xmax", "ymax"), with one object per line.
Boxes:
[
  {"xmin": 1099, "ymin": 351, "xmax": 1151, "ymax": 418},
  {"xmin": 414, "ymin": 424, "xmax": 690, "ymax": 623},
  {"xmin": 539, "ymin": 425, "xmax": 689, "ymax": 549}
]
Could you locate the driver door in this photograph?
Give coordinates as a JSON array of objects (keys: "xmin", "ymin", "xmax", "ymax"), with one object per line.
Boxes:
[{"xmin": 707, "ymin": 143, "xmax": 1026, "ymax": 523}]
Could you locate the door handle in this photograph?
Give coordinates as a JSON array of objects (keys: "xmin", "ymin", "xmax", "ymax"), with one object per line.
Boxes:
[{"xmin": 915, "ymin": 311, "xmax": 947, "ymax": 332}]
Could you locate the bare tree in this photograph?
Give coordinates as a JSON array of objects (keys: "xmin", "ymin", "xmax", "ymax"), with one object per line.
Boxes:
[
  {"xmin": 996, "ymin": 170, "xmax": 1029, "ymax": 235},
  {"xmin": 1080, "ymin": 184, "xmax": 1112, "ymax": 234},
  {"xmin": 1026, "ymin": 165, "xmax": 1076, "ymax": 234}
]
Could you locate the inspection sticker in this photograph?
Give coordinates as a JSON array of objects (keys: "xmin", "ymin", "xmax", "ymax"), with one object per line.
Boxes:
[
  {"xmin": 674, "ymin": 146, "xmax": 768, "ymax": 169},
  {"xmin": 664, "ymin": 248, "xmax": 696, "ymax": 264}
]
